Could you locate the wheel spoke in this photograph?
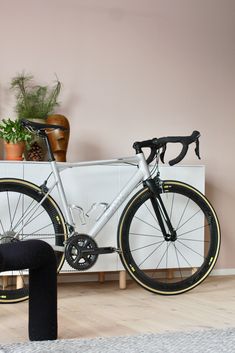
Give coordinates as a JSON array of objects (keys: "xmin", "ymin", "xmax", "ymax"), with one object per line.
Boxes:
[
  {"xmin": 130, "ymin": 232, "xmax": 163, "ymax": 238},
  {"xmin": 134, "ymin": 216, "xmax": 161, "ymax": 232},
  {"xmin": 144, "ymin": 201, "xmax": 158, "ymax": 224},
  {"xmin": 176, "ymin": 239, "xmax": 205, "ymax": 259},
  {"xmin": 154, "ymin": 242, "xmax": 171, "ymax": 270},
  {"xmin": 177, "ymin": 223, "xmax": 210, "ymax": 238},
  {"xmin": 137, "ymin": 240, "xmax": 165, "ymax": 267},
  {"xmin": 176, "ymin": 197, "xmax": 190, "ymax": 230},
  {"xmin": 0, "ymin": 219, "xmax": 5, "ymax": 235},
  {"xmin": 173, "ymin": 243, "xmax": 183, "ymax": 279},
  {"xmin": 12, "ymin": 198, "xmax": 36, "ymax": 231},
  {"xmin": 11, "ymin": 192, "xmax": 23, "ymax": 229},
  {"xmin": 131, "ymin": 240, "xmax": 165, "ymax": 252},
  {"xmin": 179, "ymin": 237, "xmax": 209, "ymax": 243},
  {"xmin": 176, "ymin": 208, "xmax": 202, "ymax": 232},
  {"xmin": 7, "ymin": 192, "xmax": 13, "ymax": 227},
  {"xmin": 19, "ymin": 208, "xmax": 48, "ymax": 232},
  {"xmin": 173, "ymin": 243, "xmax": 194, "ymax": 268}
]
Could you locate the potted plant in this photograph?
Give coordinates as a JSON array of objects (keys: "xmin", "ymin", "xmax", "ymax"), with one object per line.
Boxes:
[
  {"xmin": 11, "ymin": 72, "xmax": 61, "ymax": 160},
  {"xmin": 11, "ymin": 72, "xmax": 61, "ymax": 121},
  {"xmin": 0, "ymin": 118, "xmax": 32, "ymax": 160}
]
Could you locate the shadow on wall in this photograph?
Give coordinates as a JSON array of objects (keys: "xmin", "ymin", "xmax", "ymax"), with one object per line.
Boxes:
[
  {"xmin": 0, "ymin": 84, "xmax": 2, "ymax": 159},
  {"xmin": 205, "ymin": 180, "xmax": 221, "ymax": 210}
]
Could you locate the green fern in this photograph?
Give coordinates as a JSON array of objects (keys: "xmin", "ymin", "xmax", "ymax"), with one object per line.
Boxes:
[{"xmin": 11, "ymin": 72, "xmax": 61, "ymax": 120}]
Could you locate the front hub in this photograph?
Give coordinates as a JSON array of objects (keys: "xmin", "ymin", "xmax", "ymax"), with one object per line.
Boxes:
[{"xmin": 164, "ymin": 230, "xmax": 177, "ymax": 242}]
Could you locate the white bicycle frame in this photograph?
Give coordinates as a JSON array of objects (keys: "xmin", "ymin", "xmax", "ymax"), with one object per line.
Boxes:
[{"xmin": 42, "ymin": 152, "xmax": 151, "ymax": 244}]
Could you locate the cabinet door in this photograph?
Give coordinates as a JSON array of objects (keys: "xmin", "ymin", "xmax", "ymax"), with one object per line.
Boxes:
[{"xmin": 0, "ymin": 161, "xmax": 24, "ymax": 179}]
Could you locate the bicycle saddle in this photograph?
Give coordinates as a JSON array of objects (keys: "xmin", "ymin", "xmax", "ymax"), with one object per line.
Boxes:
[{"xmin": 21, "ymin": 119, "xmax": 67, "ymax": 132}]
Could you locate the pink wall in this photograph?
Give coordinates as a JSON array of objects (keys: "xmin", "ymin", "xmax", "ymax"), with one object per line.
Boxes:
[{"xmin": 0, "ymin": 0, "xmax": 235, "ymax": 269}]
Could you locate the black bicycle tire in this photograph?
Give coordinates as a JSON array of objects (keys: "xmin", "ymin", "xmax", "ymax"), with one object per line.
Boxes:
[
  {"xmin": 0, "ymin": 178, "xmax": 67, "ymax": 303},
  {"xmin": 118, "ymin": 180, "xmax": 221, "ymax": 295}
]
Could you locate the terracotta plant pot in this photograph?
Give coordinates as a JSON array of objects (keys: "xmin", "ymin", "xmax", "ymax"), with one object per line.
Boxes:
[{"xmin": 4, "ymin": 141, "xmax": 25, "ymax": 161}]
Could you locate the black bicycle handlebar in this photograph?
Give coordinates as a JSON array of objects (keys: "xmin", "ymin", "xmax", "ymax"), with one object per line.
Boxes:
[{"xmin": 133, "ymin": 130, "xmax": 201, "ymax": 166}]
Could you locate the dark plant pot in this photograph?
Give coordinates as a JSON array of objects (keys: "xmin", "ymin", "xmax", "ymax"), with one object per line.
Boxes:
[{"xmin": 24, "ymin": 118, "xmax": 47, "ymax": 161}]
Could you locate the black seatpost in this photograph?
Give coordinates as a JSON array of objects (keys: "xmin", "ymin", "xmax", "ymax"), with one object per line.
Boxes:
[{"xmin": 39, "ymin": 131, "xmax": 55, "ymax": 162}]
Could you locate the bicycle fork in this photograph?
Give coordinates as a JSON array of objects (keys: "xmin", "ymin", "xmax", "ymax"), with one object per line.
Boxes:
[{"xmin": 145, "ymin": 179, "xmax": 177, "ymax": 241}]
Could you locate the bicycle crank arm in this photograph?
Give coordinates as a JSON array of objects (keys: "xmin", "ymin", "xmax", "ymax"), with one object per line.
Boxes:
[{"xmin": 81, "ymin": 247, "xmax": 119, "ymax": 255}]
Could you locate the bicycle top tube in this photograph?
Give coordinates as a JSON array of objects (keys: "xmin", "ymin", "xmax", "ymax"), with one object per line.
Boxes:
[{"xmin": 56, "ymin": 156, "xmax": 142, "ymax": 169}]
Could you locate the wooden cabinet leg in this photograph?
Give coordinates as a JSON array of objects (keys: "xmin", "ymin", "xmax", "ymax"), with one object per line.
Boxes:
[
  {"xmin": 98, "ymin": 272, "xmax": 105, "ymax": 283},
  {"xmin": 192, "ymin": 267, "xmax": 197, "ymax": 275},
  {"xmin": 16, "ymin": 275, "xmax": 24, "ymax": 289},
  {"xmin": 119, "ymin": 270, "xmax": 126, "ymax": 289},
  {"xmin": 167, "ymin": 269, "xmax": 174, "ymax": 280},
  {"xmin": 2, "ymin": 276, "xmax": 8, "ymax": 289}
]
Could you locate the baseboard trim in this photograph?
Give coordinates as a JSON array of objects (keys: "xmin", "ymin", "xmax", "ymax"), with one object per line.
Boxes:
[
  {"xmin": 58, "ymin": 268, "xmax": 235, "ymax": 284},
  {"xmin": 58, "ymin": 271, "xmax": 121, "ymax": 283},
  {"xmin": 211, "ymin": 268, "xmax": 235, "ymax": 276}
]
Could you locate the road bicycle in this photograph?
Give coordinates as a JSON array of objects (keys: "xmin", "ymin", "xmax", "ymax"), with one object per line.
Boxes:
[{"xmin": 0, "ymin": 119, "xmax": 220, "ymax": 303}]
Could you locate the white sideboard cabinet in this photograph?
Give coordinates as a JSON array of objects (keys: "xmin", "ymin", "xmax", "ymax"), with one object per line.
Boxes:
[{"xmin": 0, "ymin": 161, "xmax": 205, "ymax": 285}]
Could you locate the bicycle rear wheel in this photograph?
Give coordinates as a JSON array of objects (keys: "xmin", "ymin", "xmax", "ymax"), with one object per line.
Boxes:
[
  {"xmin": 118, "ymin": 180, "xmax": 220, "ymax": 295},
  {"xmin": 0, "ymin": 178, "xmax": 67, "ymax": 303}
]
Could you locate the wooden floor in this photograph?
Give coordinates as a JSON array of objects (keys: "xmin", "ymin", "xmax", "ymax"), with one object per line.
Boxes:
[{"xmin": 1, "ymin": 275, "xmax": 235, "ymax": 344}]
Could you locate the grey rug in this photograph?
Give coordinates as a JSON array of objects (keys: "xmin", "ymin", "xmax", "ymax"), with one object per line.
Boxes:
[{"xmin": 1, "ymin": 328, "xmax": 235, "ymax": 353}]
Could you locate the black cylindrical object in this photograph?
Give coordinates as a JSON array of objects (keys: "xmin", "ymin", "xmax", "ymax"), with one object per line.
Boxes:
[{"xmin": 0, "ymin": 240, "xmax": 57, "ymax": 341}]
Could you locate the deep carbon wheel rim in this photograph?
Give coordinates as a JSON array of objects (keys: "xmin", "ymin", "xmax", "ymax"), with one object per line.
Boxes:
[{"xmin": 118, "ymin": 181, "xmax": 220, "ymax": 295}]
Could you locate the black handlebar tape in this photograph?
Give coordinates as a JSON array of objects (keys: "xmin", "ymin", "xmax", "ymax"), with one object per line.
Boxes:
[
  {"xmin": 157, "ymin": 131, "xmax": 200, "ymax": 146},
  {"xmin": 188, "ymin": 130, "xmax": 200, "ymax": 143},
  {"xmin": 133, "ymin": 139, "xmax": 157, "ymax": 165},
  {"xmin": 133, "ymin": 139, "xmax": 155, "ymax": 150},
  {"xmin": 169, "ymin": 144, "xmax": 188, "ymax": 166},
  {"xmin": 163, "ymin": 131, "xmax": 200, "ymax": 166},
  {"xmin": 146, "ymin": 147, "xmax": 157, "ymax": 165},
  {"xmin": 133, "ymin": 130, "xmax": 201, "ymax": 166}
]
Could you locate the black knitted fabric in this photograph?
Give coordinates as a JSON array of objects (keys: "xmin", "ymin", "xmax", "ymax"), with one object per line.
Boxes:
[{"xmin": 0, "ymin": 240, "xmax": 57, "ymax": 341}]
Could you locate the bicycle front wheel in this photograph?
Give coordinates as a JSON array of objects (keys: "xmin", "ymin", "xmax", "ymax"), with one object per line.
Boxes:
[
  {"xmin": 0, "ymin": 178, "xmax": 67, "ymax": 303},
  {"xmin": 118, "ymin": 180, "xmax": 220, "ymax": 295}
]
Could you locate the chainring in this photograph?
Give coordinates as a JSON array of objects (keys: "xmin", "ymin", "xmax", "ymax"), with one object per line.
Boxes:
[{"xmin": 65, "ymin": 234, "xmax": 98, "ymax": 270}]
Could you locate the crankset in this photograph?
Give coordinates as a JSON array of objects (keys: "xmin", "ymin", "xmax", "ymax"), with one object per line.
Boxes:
[{"xmin": 65, "ymin": 234, "xmax": 117, "ymax": 271}]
